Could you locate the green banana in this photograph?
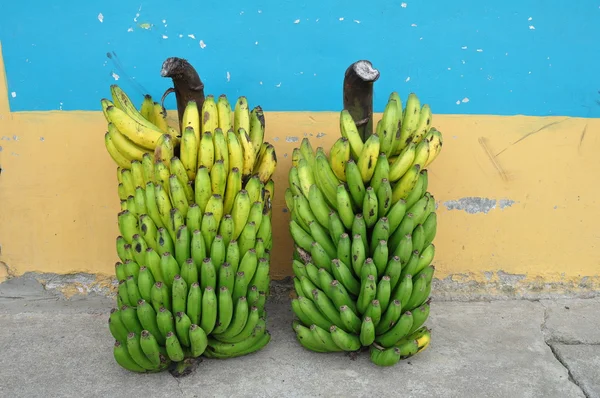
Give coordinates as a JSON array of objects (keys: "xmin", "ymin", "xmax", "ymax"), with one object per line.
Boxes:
[
  {"xmin": 187, "ymin": 282, "xmax": 202, "ymax": 326},
  {"xmin": 375, "ymin": 311, "xmax": 414, "ymax": 348},
  {"xmin": 157, "ymin": 306, "xmax": 176, "ymax": 339},
  {"xmin": 330, "ymin": 325, "xmax": 361, "ymax": 351},
  {"xmin": 139, "ymin": 330, "xmax": 161, "ymax": 367},
  {"xmin": 331, "ymin": 258, "xmax": 360, "ymax": 296},
  {"xmin": 136, "ymin": 299, "xmax": 165, "ymax": 345},
  {"xmin": 108, "ymin": 308, "xmax": 129, "ymax": 344},
  {"xmin": 150, "ymin": 282, "xmax": 171, "ymax": 313},
  {"xmin": 339, "ymin": 305, "xmax": 362, "ymax": 334},
  {"xmin": 336, "ymin": 233, "xmax": 352, "ymax": 267},
  {"xmin": 362, "ymin": 187, "xmax": 379, "ymax": 228},
  {"xmin": 357, "ymin": 274, "xmax": 377, "ymax": 315},
  {"xmin": 127, "ymin": 332, "xmax": 157, "ymax": 370},
  {"xmin": 375, "ymin": 299, "xmax": 403, "ymax": 335},
  {"xmin": 365, "ymin": 299, "xmax": 382, "ymax": 327},
  {"xmin": 200, "ymin": 257, "xmax": 217, "ymax": 291},
  {"xmin": 214, "ymin": 296, "xmax": 249, "ymax": 340},
  {"xmin": 212, "ymin": 286, "xmax": 234, "ymax": 334},
  {"xmin": 360, "ymin": 316, "xmax": 375, "ymax": 346},
  {"xmin": 165, "ymin": 331, "xmax": 185, "ymax": 362},
  {"xmin": 370, "ymin": 346, "xmax": 401, "ymax": 367},
  {"xmin": 200, "ymin": 286, "xmax": 217, "ymax": 334},
  {"xmin": 113, "ymin": 340, "xmax": 146, "ymax": 373},
  {"xmin": 376, "ymin": 276, "xmax": 392, "ymax": 314},
  {"xmin": 189, "ymin": 323, "xmax": 209, "ymax": 357}
]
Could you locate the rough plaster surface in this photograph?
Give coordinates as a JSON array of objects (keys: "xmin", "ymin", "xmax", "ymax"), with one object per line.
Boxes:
[{"xmin": 1, "ymin": 277, "xmax": 598, "ymax": 398}]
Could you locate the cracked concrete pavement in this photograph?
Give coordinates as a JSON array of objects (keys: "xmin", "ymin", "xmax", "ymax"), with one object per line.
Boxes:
[{"xmin": 0, "ymin": 276, "xmax": 598, "ymax": 398}]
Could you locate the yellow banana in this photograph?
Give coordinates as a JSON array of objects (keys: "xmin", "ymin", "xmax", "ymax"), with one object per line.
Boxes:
[
  {"xmin": 389, "ymin": 142, "xmax": 416, "ymax": 182},
  {"xmin": 182, "ymin": 100, "xmax": 201, "ymax": 143},
  {"xmin": 396, "ymin": 93, "xmax": 421, "ymax": 153},
  {"xmin": 328, "ymin": 137, "xmax": 350, "ymax": 182},
  {"xmin": 339, "ymin": 110, "xmax": 364, "ymax": 159},
  {"xmin": 254, "ymin": 144, "xmax": 277, "ymax": 184},
  {"xmin": 424, "ymin": 129, "xmax": 443, "ymax": 167},
  {"xmin": 227, "ymin": 129, "xmax": 244, "ymax": 174},
  {"xmin": 109, "ymin": 85, "xmax": 160, "ymax": 131},
  {"xmin": 392, "ymin": 164, "xmax": 421, "ymax": 202},
  {"xmin": 234, "ymin": 96, "xmax": 250, "ymax": 138},
  {"xmin": 154, "ymin": 160, "xmax": 171, "ymax": 196},
  {"xmin": 379, "ymin": 98, "xmax": 401, "ymax": 157},
  {"xmin": 154, "ymin": 134, "xmax": 174, "ymax": 170},
  {"xmin": 198, "ymin": 131, "xmax": 215, "ymax": 172},
  {"xmin": 237, "ymin": 128, "xmax": 255, "ymax": 178},
  {"xmin": 130, "ymin": 160, "xmax": 146, "ymax": 188},
  {"xmin": 141, "ymin": 153, "xmax": 155, "ymax": 184},
  {"xmin": 223, "ymin": 167, "xmax": 242, "ymax": 215},
  {"xmin": 412, "ymin": 138, "xmax": 430, "ymax": 169},
  {"xmin": 140, "ymin": 94, "xmax": 154, "ymax": 121},
  {"xmin": 249, "ymin": 106, "xmax": 265, "ymax": 158},
  {"xmin": 104, "ymin": 131, "xmax": 131, "ymax": 169},
  {"xmin": 152, "ymin": 102, "xmax": 169, "ymax": 132},
  {"xmin": 107, "ymin": 123, "xmax": 148, "ymax": 161},
  {"xmin": 213, "ymin": 128, "xmax": 229, "ymax": 173},
  {"xmin": 210, "ymin": 159, "xmax": 227, "ymax": 197},
  {"xmin": 291, "ymin": 148, "xmax": 301, "ymax": 167},
  {"xmin": 180, "ymin": 126, "xmax": 198, "ymax": 181},
  {"xmin": 411, "ymin": 104, "xmax": 432, "ymax": 144},
  {"xmin": 105, "ymin": 105, "xmax": 164, "ymax": 150},
  {"xmin": 356, "ymin": 133, "xmax": 381, "ymax": 183},
  {"xmin": 217, "ymin": 95, "xmax": 233, "ymax": 132},
  {"xmin": 202, "ymin": 95, "xmax": 219, "ymax": 134}
]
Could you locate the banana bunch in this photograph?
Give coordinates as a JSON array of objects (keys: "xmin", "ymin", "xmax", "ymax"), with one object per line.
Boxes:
[
  {"xmin": 286, "ymin": 91, "xmax": 442, "ymax": 367},
  {"xmin": 104, "ymin": 86, "xmax": 277, "ymax": 372}
]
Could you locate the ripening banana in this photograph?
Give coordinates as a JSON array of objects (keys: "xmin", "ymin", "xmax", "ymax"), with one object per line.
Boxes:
[
  {"xmin": 356, "ymin": 133, "xmax": 381, "ymax": 183},
  {"xmin": 396, "ymin": 93, "xmax": 421, "ymax": 153},
  {"xmin": 329, "ymin": 137, "xmax": 350, "ymax": 182},
  {"xmin": 339, "ymin": 110, "xmax": 364, "ymax": 159}
]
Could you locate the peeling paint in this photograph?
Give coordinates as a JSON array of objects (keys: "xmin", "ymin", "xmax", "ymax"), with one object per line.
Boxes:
[
  {"xmin": 316, "ymin": 132, "xmax": 326, "ymax": 138},
  {"xmin": 498, "ymin": 199, "xmax": 515, "ymax": 209},
  {"xmin": 285, "ymin": 136, "xmax": 299, "ymax": 142},
  {"xmin": 444, "ymin": 197, "xmax": 497, "ymax": 214},
  {"xmin": 199, "ymin": 40, "xmax": 206, "ymax": 49}
]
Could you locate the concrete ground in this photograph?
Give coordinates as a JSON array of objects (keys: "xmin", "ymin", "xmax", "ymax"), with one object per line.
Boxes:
[{"xmin": 0, "ymin": 276, "xmax": 598, "ymax": 398}]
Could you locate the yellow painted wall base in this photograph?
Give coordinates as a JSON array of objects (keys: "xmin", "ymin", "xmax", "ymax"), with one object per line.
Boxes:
[
  {"xmin": 1, "ymin": 109, "xmax": 599, "ymax": 287},
  {"xmin": 0, "ymin": 46, "xmax": 599, "ymax": 293}
]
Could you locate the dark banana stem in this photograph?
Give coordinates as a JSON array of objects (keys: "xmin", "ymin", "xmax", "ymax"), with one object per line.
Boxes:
[
  {"xmin": 343, "ymin": 60, "xmax": 380, "ymax": 142},
  {"xmin": 160, "ymin": 57, "xmax": 206, "ymax": 130}
]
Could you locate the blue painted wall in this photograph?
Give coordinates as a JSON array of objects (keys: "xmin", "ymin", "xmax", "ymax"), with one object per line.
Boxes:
[{"xmin": 1, "ymin": 1, "xmax": 599, "ymax": 116}]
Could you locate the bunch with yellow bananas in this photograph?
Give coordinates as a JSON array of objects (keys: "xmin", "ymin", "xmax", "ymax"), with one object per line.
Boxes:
[
  {"xmin": 102, "ymin": 85, "xmax": 277, "ymax": 373},
  {"xmin": 286, "ymin": 92, "xmax": 441, "ymax": 367}
]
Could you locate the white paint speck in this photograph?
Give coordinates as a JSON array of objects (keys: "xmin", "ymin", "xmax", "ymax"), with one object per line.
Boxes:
[
  {"xmin": 162, "ymin": 35, "xmax": 168, "ymax": 39},
  {"xmin": 258, "ymin": 10, "xmax": 262, "ymax": 13},
  {"xmin": 59, "ymin": 102, "xmax": 63, "ymax": 110},
  {"xmin": 447, "ymin": 67, "xmax": 451, "ymax": 70},
  {"xmin": 275, "ymin": 82, "xmax": 282, "ymax": 88},
  {"xmin": 127, "ymin": 27, "xmax": 134, "ymax": 32},
  {"xmin": 476, "ymin": 49, "xmax": 483, "ymax": 52},
  {"xmin": 461, "ymin": 46, "xmax": 468, "ymax": 50},
  {"xmin": 461, "ymin": 60, "xmax": 466, "ymax": 64},
  {"xmin": 199, "ymin": 40, "xmax": 206, "ymax": 49},
  {"xmin": 162, "ymin": 19, "xmax": 166, "ymax": 23},
  {"xmin": 529, "ymin": 25, "xmax": 535, "ymax": 30},
  {"xmin": 98, "ymin": 13, "xmax": 104, "ymax": 23},
  {"xmin": 528, "ymin": 17, "xmax": 532, "ymax": 21},
  {"xmin": 179, "ymin": 34, "xmax": 183, "ymax": 38},
  {"xmin": 405, "ymin": 77, "xmax": 411, "ymax": 82},
  {"xmin": 461, "ymin": 97, "xmax": 470, "ymax": 103},
  {"xmin": 411, "ymin": 23, "xmax": 417, "ymax": 27},
  {"xmin": 528, "ymin": 71, "xmax": 532, "ymax": 74},
  {"xmin": 259, "ymin": 81, "xmax": 263, "ymax": 85},
  {"xmin": 226, "ymin": 72, "xmax": 231, "ymax": 82},
  {"xmin": 314, "ymin": 73, "xmax": 317, "ymax": 76},
  {"xmin": 294, "ymin": 19, "xmax": 300, "ymax": 24},
  {"xmin": 40, "ymin": 137, "xmax": 45, "ymax": 141},
  {"xmin": 13, "ymin": 135, "xmax": 18, "ymax": 140},
  {"xmin": 401, "ymin": 2, "xmax": 407, "ymax": 7},
  {"xmin": 240, "ymin": 11, "xmax": 244, "ymax": 15},
  {"xmin": 112, "ymin": 72, "xmax": 120, "ymax": 81},
  {"xmin": 316, "ymin": 18, "xmax": 320, "ymax": 22},
  {"xmin": 188, "ymin": 34, "xmax": 196, "ymax": 39},
  {"xmin": 255, "ymin": 41, "xmax": 259, "ymax": 45},
  {"xmin": 353, "ymin": 20, "xmax": 361, "ymax": 24},
  {"xmin": 456, "ymin": 100, "xmax": 461, "ymax": 105},
  {"xmin": 339, "ymin": 17, "xmax": 344, "ymax": 21},
  {"xmin": 10, "ymin": 92, "xmax": 16, "ymax": 98},
  {"xmin": 505, "ymin": 52, "xmax": 509, "ymax": 56}
]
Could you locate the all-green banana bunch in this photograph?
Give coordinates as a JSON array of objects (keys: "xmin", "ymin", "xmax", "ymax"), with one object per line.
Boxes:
[
  {"xmin": 106, "ymin": 86, "xmax": 277, "ymax": 372},
  {"xmin": 286, "ymin": 91, "xmax": 442, "ymax": 367}
]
